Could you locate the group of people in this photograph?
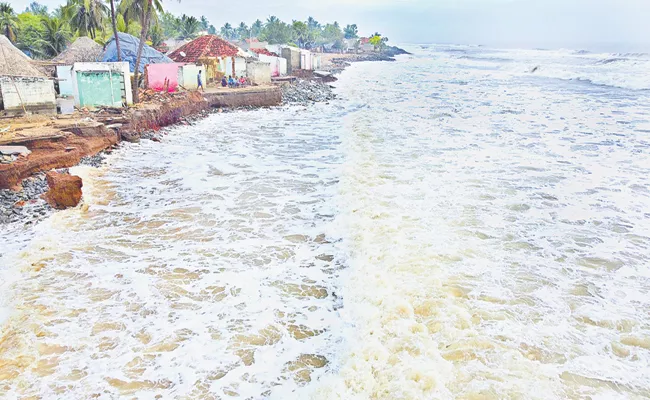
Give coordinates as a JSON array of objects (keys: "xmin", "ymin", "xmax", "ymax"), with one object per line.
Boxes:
[
  {"xmin": 221, "ymin": 75, "xmax": 248, "ymax": 88},
  {"xmin": 195, "ymin": 70, "xmax": 250, "ymax": 91}
]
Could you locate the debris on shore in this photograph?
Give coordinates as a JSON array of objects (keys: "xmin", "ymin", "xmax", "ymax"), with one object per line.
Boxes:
[
  {"xmin": 282, "ymin": 79, "xmax": 335, "ymax": 105},
  {"xmin": 0, "ymin": 173, "xmax": 51, "ymax": 224}
]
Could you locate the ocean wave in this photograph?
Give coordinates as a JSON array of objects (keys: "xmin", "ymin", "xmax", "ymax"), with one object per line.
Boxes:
[{"xmin": 595, "ymin": 58, "xmax": 627, "ymax": 65}]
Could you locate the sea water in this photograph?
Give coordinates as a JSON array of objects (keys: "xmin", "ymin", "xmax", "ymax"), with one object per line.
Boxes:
[{"xmin": 1, "ymin": 45, "xmax": 649, "ymax": 399}]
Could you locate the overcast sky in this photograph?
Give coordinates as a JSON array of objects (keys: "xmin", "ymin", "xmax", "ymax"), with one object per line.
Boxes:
[{"xmin": 13, "ymin": 0, "xmax": 650, "ymax": 51}]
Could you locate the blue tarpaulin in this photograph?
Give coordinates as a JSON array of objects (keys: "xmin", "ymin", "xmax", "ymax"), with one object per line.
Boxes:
[{"xmin": 102, "ymin": 33, "xmax": 172, "ymax": 73}]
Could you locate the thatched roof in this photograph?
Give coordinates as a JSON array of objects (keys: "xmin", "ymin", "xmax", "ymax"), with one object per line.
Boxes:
[
  {"xmin": 0, "ymin": 35, "xmax": 47, "ymax": 77},
  {"xmin": 52, "ymin": 37, "xmax": 103, "ymax": 65}
]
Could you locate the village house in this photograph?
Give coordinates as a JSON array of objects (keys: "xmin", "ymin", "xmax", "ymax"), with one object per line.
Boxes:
[
  {"xmin": 71, "ymin": 62, "xmax": 133, "ymax": 108},
  {"xmin": 0, "ymin": 35, "xmax": 56, "ymax": 116},
  {"xmin": 168, "ymin": 35, "xmax": 245, "ymax": 84}
]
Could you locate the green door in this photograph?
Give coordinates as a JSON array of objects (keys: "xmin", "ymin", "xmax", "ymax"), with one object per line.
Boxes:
[{"xmin": 76, "ymin": 71, "xmax": 124, "ymax": 107}]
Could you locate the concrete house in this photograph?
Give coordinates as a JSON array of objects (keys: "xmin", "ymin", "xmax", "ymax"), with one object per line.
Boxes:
[
  {"xmin": 258, "ymin": 54, "xmax": 287, "ymax": 77},
  {"xmin": 71, "ymin": 62, "xmax": 133, "ymax": 108},
  {"xmin": 281, "ymin": 47, "xmax": 301, "ymax": 74},
  {"xmin": 0, "ymin": 35, "xmax": 56, "ymax": 116}
]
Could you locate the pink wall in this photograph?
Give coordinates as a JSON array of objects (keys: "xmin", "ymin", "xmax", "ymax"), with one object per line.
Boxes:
[{"xmin": 146, "ymin": 63, "xmax": 182, "ymax": 92}]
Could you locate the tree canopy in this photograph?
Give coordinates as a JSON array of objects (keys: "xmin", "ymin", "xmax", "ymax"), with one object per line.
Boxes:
[{"xmin": 4, "ymin": 1, "xmax": 385, "ymax": 60}]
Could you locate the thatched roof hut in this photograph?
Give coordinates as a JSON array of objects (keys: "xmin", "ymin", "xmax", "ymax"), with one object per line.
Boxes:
[
  {"xmin": 0, "ymin": 35, "xmax": 47, "ymax": 77},
  {"xmin": 52, "ymin": 37, "xmax": 103, "ymax": 65}
]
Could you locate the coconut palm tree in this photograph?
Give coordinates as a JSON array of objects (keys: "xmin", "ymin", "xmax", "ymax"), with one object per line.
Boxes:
[
  {"xmin": 236, "ymin": 22, "xmax": 249, "ymax": 40},
  {"xmin": 119, "ymin": 0, "xmax": 159, "ymax": 31},
  {"xmin": 63, "ymin": 0, "xmax": 108, "ymax": 39},
  {"xmin": 178, "ymin": 14, "xmax": 199, "ymax": 39},
  {"xmin": 219, "ymin": 22, "xmax": 234, "ymax": 40},
  {"xmin": 199, "ymin": 15, "xmax": 208, "ymax": 31},
  {"xmin": 306, "ymin": 16, "xmax": 320, "ymax": 31},
  {"xmin": 39, "ymin": 17, "xmax": 71, "ymax": 57},
  {"xmin": 0, "ymin": 2, "xmax": 18, "ymax": 43},
  {"xmin": 251, "ymin": 19, "xmax": 263, "ymax": 38}
]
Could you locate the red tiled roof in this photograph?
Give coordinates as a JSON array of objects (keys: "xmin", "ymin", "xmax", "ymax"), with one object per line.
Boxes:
[
  {"xmin": 251, "ymin": 48, "xmax": 279, "ymax": 57},
  {"xmin": 168, "ymin": 35, "xmax": 239, "ymax": 62}
]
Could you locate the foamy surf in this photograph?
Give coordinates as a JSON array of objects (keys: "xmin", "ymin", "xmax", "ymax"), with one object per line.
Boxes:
[{"xmin": 2, "ymin": 46, "xmax": 650, "ymax": 399}]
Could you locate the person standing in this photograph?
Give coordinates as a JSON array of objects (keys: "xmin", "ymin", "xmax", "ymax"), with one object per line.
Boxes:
[{"xmin": 197, "ymin": 70, "xmax": 204, "ymax": 92}]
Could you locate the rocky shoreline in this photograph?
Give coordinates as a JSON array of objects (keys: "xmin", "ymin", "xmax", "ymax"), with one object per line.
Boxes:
[{"xmin": 0, "ymin": 50, "xmax": 405, "ymax": 226}]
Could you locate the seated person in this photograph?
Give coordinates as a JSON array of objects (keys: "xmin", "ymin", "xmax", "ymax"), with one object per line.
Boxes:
[
  {"xmin": 221, "ymin": 76, "xmax": 228, "ymax": 87},
  {"xmin": 239, "ymin": 76, "xmax": 247, "ymax": 86},
  {"xmin": 228, "ymin": 76, "xmax": 235, "ymax": 87}
]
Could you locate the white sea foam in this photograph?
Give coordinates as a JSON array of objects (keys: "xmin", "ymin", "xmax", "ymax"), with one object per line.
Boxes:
[{"xmin": 1, "ymin": 47, "xmax": 650, "ymax": 399}]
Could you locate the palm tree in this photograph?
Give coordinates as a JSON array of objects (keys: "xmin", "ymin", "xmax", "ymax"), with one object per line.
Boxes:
[
  {"xmin": 108, "ymin": 0, "xmax": 121, "ymax": 61},
  {"xmin": 306, "ymin": 16, "xmax": 319, "ymax": 30},
  {"xmin": 236, "ymin": 22, "xmax": 249, "ymax": 40},
  {"xmin": 39, "ymin": 17, "xmax": 71, "ymax": 57},
  {"xmin": 220, "ymin": 22, "xmax": 234, "ymax": 40},
  {"xmin": 119, "ymin": 0, "xmax": 159, "ymax": 31},
  {"xmin": 251, "ymin": 19, "xmax": 263, "ymax": 37},
  {"xmin": 63, "ymin": 0, "xmax": 108, "ymax": 39},
  {"xmin": 292, "ymin": 20, "xmax": 308, "ymax": 48},
  {"xmin": 266, "ymin": 16, "xmax": 279, "ymax": 25},
  {"xmin": 132, "ymin": 0, "xmax": 165, "ymax": 103},
  {"xmin": 344, "ymin": 24, "xmax": 358, "ymax": 39},
  {"xmin": 178, "ymin": 14, "xmax": 199, "ymax": 39},
  {"xmin": 0, "ymin": 2, "xmax": 18, "ymax": 43},
  {"xmin": 26, "ymin": 1, "xmax": 49, "ymax": 15},
  {"xmin": 199, "ymin": 15, "xmax": 208, "ymax": 31}
]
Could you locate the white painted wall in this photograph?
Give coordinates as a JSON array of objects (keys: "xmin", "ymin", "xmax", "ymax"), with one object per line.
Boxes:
[
  {"xmin": 0, "ymin": 77, "xmax": 56, "ymax": 114},
  {"xmin": 246, "ymin": 61, "xmax": 271, "ymax": 85},
  {"xmin": 178, "ymin": 64, "xmax": 206, "ymax": 90},
  {"xmin": 300, "ymin": 50, "xmax": 312, "ymax": 70}
]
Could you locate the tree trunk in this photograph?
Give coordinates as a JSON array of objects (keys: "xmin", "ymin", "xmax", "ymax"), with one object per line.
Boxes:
[
  {"xmin": 132, "ymin": 8, "xmax": 151, "ymax": 104},
  {"xmin": 109, "ymin": 0, "xmax": 121, "ymax": 61}
]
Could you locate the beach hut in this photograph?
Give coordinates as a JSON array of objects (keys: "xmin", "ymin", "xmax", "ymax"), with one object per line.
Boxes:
[
  {"xmin": 0, "ymin": 35, "xmax": 56, "ymax": 116},
  {"xmin": 102, "ymin": 33, "xmax": 172, "ymax": 73},
  {"xmin": 71, "ymin": 62, "xmax": 132, "ymax": 108}
]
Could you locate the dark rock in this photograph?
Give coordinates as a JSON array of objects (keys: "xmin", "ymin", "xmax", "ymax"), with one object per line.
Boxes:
[{"xmin": 121, "ymin": 131, "xmax": 141, "ymax": 143}]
